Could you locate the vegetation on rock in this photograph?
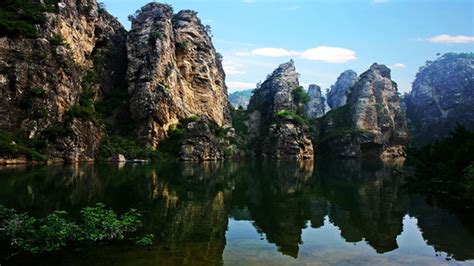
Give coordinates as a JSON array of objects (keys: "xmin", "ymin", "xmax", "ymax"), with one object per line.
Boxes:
[{"xmin": 0, "ymin": 0, "xmax": 59, "ymax": 38}]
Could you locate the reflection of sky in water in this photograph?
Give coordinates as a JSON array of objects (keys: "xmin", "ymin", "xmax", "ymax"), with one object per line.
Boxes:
[{"xmin": 224, "ymin": 216, "xmax": 472, "ymax": 265}]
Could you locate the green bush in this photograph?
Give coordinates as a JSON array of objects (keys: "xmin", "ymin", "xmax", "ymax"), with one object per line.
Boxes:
[
  {"xmin": 48, "ymin": 33, "xmax": 66, "ymax": 46},
  {"xmin": 276, "ymin": 110, "xmax": 307, "ymax": 126},
  {"xmin": 231, "ymin": 108, "xmax": 249, "ymax": 136},
  {"xmin": 96, "ymin": 135, "xmax": 154, "ymax": 160},
  {"xmin": 0, "ymin": 203, "xmax": 151, "ymax": 254},
  {"xmin": 0, "ymin": 0, "xmax": 60, "ymax": 38},
  {"xmin": 0, "ymin": 129, "xmax": 48, "ymax": 161},
  {"xmin": 292, "ymin": 86, "xmax": 310, "ymax": 105}
]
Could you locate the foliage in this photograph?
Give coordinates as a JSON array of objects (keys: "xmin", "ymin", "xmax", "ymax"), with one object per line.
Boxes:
[
  {"xmin": 292, "ymin": 86, "xmax": 310, "ymax": 105},
  {"xmin": 134, "ymin": 234, "xmax": 154, "ymax": 246},
  {"xmin": 48, "ymin": 33, "xmax": 66, "ymax": 46},
  {"xmin": 0, "ymin": 130, "xmax": 48, "ymax": 161},
  {"xmin": 406, "ymin": 126, "xmax": 474, "ymax": 207},
  {"xmin": 0, "ymin": 0, "xmax": 59, "ymax": 38},
  {"xmin": 0, "ymin": 204, "xmax": 151, "ymax": 254},
  {"xmin": 29, "ymin": 86, "xmax": 47, "ymax": 97},
  {"xmin": 65, "ymin": 70, "xmax": 97, "ymax": 122},
  {"xmin": 176, "ymin": 41, "xmax": 192, "ymax": 52},
  {"xmin": 96, "ymin": 135, "xmax": 154, "ymax": 160},
  {"xmin": 149, "ymin": 32, "xmax": 163, "ymax": 44},
  {"xmin": 276, "ymin": 110, "xmax": 307, "ymax": 126},
  {"xmin": 231, "ymin": 108, "xmax": 249, "ymax": 136}
]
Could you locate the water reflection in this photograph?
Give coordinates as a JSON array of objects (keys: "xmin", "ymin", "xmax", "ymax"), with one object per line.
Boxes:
[{"xmin": 0, "ymin": 159, "xmax": 473, "ymax": 265}]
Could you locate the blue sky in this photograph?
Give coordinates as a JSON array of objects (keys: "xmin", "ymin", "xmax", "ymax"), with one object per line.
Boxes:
[{"xmin": 102, "ymin": 0, "xmax": 473, "ymax": 94}]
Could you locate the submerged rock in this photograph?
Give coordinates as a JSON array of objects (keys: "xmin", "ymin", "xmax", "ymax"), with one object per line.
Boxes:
[
  {"xmin": 107, "ymin": 154, "xmax": 127, "ymax": 162},
  {"xmin": 406, "ymin": 53, "xmax": 474, "ymax": 145}
]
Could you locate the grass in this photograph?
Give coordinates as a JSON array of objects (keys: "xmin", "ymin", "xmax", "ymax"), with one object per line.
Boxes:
[{"xmin": 96, "ymin": 135, "xmax": 154, "ymax": 161}]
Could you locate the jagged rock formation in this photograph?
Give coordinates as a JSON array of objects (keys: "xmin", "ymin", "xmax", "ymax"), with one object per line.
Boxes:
[
  {"xmin": 0, "ymin": 0, "xmax": 127, "ymax": 162},
  {"xmin": 405, "ymin": 53, "xmax": 474, "ymax": 145},
  {"xmin": 305, "ymin": 84, "xmax": 325, "ymax": 119},
  {"xmin": 179, "ymin": 118, "xmax": 224, "ymax": 161},
  {"xmin": 127, "ymin": 3, "xmax": 230, "ymax": 148},
  {"xmin": 318, "ymin": 64, "xmax": 409, "ymax": 158},
  {"xmin": 229, "ymin": 89, "xmax": 253, "ymax": 109},
  {"xmin": 326, "ymin": 70, "xmax": 358, "ymax": 109},
  {"xmin": 247, "ymin": 61, "xmax": 314, "ymax": 160}
]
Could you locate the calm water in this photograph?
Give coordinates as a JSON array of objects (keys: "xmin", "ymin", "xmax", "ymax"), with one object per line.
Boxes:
[{"xmin": 0, "ymin": 160, "xmax": 473, "ymax": 265}]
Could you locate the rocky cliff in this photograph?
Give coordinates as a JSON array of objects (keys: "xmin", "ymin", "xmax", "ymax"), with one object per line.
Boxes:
[
  {"xmin": 305, "ymin": 84, "xmax": 325, "ymax": 119},
  {"xmin": 0, "ymin": 0, "xmax": 127, "ymax": 162},
  {"xmin": 326, "ymin": 70, "xmax": 358, "ymax": 109},
  {"xmin": 406, "ymin": 53, "xmax": 474, "ymax": 145},
  {"xmin": 318, "ymin": 64, "xmax": 409, "ymax": 158},
  {"xmin": 127, "ymin": 3, "xmax": 230, "ymax": 148},
  {"xmin": 248, "ymin": 61, "xmax": 314, "ymax": 160}
]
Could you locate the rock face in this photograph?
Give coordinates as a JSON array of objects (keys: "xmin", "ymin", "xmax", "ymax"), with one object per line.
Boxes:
[
  {"xmin": 327, "ymin": 70, "xmax": 358, "ymax": 109},
  {"xmin": 406, "ymin": 53, "xmax": 474, "ymax": 145},
  {"xmin": 180, "ymin": 118, "xmax": 224, "ymax": 161},
  {"xmin": 229, "ymin": 89, "xmax": 253, "ymax": 109},
  {"xmin": 319, "ymin": 64, "xmax": 409, "ymax": 158},
  {"xmin": 0, "ymin": 0, "xmax": 127, "ymax": 162},
  {"xmin": 305, "ymin": 84, "xmax": 325, "ymax": 119},
  {"xmin": 127, "ymin": 3, "xmax": 230, "ymax": 148},
  {"xmin": 248, "ymin": 61, "xmax": 314, "ymax": 160}
]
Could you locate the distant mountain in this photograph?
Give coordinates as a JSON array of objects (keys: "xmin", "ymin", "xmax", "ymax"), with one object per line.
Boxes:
[{"xmin": 229, "ymin": 89, "xmax": 253, "ymax": 109}]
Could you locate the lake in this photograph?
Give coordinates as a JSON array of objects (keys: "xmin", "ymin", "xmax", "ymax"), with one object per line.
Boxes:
[{"xmin": 0, "ymin": 159, "xmax": 473, "ymax": 265}]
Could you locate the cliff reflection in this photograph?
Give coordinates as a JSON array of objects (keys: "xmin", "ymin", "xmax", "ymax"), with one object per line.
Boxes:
[{"xmin": 1, "ymin": 159, "xmax": 473, "ymax": 263}]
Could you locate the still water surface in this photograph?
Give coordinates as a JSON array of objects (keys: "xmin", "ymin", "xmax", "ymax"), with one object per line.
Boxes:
[{"xmin": 0, "ymin": 160, "xmax": 473, "ymax": 265}]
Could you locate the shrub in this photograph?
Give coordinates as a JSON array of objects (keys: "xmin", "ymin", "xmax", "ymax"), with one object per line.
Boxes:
[
  {"xmin": 176, "ymin": 41, "xmax": 192, "ymax": 52},
  {"xmin": 276, "ymin": 110, "xmax": 307, "ymax": 126},
  {"xmin": 0, "ymin": 129, "xmax": 48, "ymax": 161},
  {"xmin": 96, "ymin": 135, "xmax": 154, "ymax": 160},
  {"xmin": 48, "ymin": 33, "xmax": 66, "ymax": 46},
  {"xmin": 292, "ymin": 86, "xmax": 310, "ymax": 105},
  {"xmin": 0, "ymin": 204, "xmax": 151, "ymax": 254}
]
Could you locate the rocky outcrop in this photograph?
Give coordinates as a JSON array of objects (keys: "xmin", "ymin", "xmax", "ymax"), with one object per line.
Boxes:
[
  {"xmin": 248, "ymin": 61, "xmax": 314, "ymax": 160},
  {"xmin": 406, "ymin": 53, "xmax": 474, "ymax": 145},
  {"xmin": 318, "ymin": 64, "xmax": 409, "ymax": 158},
  {"xmin": 180, "ymin": 118, "xmax": 224, "ymax": 161},
  {"xmin": 305, "ymin": 84, "xmax": 325, "ymax": 119},
  {"xmin": 327, "ymin": 70, "xmax": 358, "ymax": 109},
  {"xmin": 127, "ymin": 3, "xmax": 230, "ymax": 148},
  {"xmin": 0, "ymin": 0, "xmax": 127, "ymax": 162}
]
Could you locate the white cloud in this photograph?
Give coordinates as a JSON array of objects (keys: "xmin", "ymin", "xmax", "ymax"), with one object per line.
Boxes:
[
  {"xmin": 251, "ymin": 48, "xmax": 299, "ymax": 57},
  {"xmin": 427, "ymin": 34, "xmax": 474, "ymax": 44},
  {"xmin": 388, "ymin": 63, "xmax": 406, "ymax": 69},
  {"xmin": 227, "ymin": 81, "xmax": 256, "ymax": 92},
  {"xmin": 239, "ymin": 46, "xmax": 357, "ymax": 64},
  {"xmin": 223, "ymin": 60, "xmax": 246, "ymax": 75},
  {"xmin": 299, "ymin": 46, "xmax": 356, "ymax": 63}
]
